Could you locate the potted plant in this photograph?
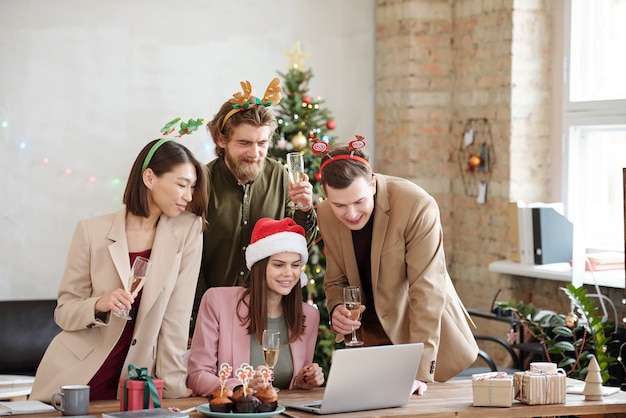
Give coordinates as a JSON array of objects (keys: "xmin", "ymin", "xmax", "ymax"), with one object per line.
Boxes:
[{"xmin": 497, "ymin": 284, "xmax": 623, "ymax": 385}]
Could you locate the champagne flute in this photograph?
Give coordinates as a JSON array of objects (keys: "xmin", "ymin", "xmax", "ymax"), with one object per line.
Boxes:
[
  {"xmin": 343, "ymin": 286, "xmax": 364, "ymax": 346},
  {"xmin": 113, "ymin": 255, "xmax": 151, "ymax": 320},
  {"xmin": 286, "ymin": 152, "xmax": 310, "ymax": 210},
  {"xmin": 262, "ymin": 329, "xmax": 280, "ymax": 390}
]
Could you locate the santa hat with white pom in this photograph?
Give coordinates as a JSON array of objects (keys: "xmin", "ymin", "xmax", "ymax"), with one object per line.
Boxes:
[{"xmin": 245, "ymin": 218, "xmax": 309, "ymax": 287}]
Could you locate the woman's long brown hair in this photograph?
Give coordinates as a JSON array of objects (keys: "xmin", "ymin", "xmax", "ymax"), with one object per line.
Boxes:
[{"xmin": 236, "ymin": 257, "xmax": 306, "ymax": 344}]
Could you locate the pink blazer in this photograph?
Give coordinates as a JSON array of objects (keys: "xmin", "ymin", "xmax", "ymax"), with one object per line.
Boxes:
[{"xmin": 186, "ymin": 287, "xmax": 319, "ymax": 396}]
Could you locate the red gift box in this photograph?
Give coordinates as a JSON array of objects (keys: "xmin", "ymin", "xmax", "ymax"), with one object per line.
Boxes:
[{"xmin": 119, "ymin": 377, "xmax": 163, "ymax": 411}]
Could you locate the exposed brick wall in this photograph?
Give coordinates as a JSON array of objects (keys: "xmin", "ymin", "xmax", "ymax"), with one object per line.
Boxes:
[
  {"xmin": 375, "ymin": 0, "xmax": 624, "ymax": 329},
  {"xmin": 510, "ymin": 1, "xmax": 553, "ymax": 202},
  {"xmin": 449, "ymin": 1, "xmax": 534, "ymax": 311}
]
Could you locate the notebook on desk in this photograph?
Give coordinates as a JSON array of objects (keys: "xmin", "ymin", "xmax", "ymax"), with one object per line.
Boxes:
[{"xmin": 285, "ymin": 343, "xmax": 423, "ymax": 415}]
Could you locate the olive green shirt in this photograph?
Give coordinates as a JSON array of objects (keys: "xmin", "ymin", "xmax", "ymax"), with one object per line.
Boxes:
[{"xmin": 191, "ymin": 157, "xmax": 317, "ymax": 332}]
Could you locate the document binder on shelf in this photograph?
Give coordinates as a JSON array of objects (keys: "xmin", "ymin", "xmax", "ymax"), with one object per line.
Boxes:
[{"xmin": 532, "ymin": 206, "xmax": 573, "ymax": 265}]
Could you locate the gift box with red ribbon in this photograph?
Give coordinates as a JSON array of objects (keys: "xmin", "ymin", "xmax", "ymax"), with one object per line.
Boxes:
[{"xmin": 119, "ymin": 364, "xmax": 163, "ymax": 411}]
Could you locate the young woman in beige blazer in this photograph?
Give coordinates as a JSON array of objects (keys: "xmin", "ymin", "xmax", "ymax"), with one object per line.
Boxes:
[
  {"xmin": 315, "ymin": 139, "xmax": 479, "ymax": 396},
  {"xmin": 30, "ymin": 136, "xmax": 207, "ymax": 401}
]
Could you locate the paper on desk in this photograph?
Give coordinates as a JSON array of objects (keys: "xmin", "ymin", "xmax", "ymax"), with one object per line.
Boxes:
[
  {"xmin": 566, "ymin": 384, "xmax": 621, "ymax": 396},
  {"xmin": 0, "ymin": 400, "xmax": 56, "ymax": 415},
  {"xmin": 102, "ymin": 408, "xmax": 189, "ymax": 418}
]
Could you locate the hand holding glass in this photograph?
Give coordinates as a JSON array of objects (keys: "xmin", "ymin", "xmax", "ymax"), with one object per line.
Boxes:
[
  {"xmin": 113, "ymin": 256, "xmax": 151, "ymax": 320},
  {"xmin": 286, "ymin": 152, "xmax": 310, "ymax": 210},
  {"xmin": 343, "ymin": 286, "xmax": 364, "ymax": 346},
  {"xmin": 262, "ymin": 329, "xmax": 280, "ymax": 389}
]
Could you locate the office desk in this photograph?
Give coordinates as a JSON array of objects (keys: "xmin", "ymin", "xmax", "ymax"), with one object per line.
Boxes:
[{"xmin": 34, "ymin": 379, "xmax": 626, "ymax": 417}]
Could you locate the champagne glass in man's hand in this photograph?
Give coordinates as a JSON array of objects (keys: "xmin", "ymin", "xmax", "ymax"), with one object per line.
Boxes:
[
  {"xmin": 286, "ymin": 152, "xmax": 310, "ymax": 210},
  {"xmin": 113, "ymin": 256, "xmax": 151, "ymax": 320},
  {"xmin": 343, "ymin": 286, "xmax": 364, "ymax": 346}
]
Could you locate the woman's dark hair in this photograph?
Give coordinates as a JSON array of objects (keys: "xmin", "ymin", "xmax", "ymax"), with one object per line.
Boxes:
[
  {"xmin": 123, "ymin": 139, "xmax": 208, "ymax": 226},
  {"xmin": 207, "ymin": 99, "xmax": 278, "ymax": 159},
  {"xmin": 320, "ymin": 144, "xmax": 372, "ymax": 189},
  {"xmin": 236, "ymin": 257, "xmax": 306, "ymax": 344}
]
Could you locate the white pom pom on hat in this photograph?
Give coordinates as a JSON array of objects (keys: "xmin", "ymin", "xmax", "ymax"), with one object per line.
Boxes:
[{"xmin": 245, "ymin": 217, "xmax": 309, "ymax": 287}]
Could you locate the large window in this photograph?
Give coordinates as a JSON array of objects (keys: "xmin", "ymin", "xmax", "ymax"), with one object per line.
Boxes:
[{"xmin": 564, "ymin": 0, "xmax": 626, "ymax": 252}]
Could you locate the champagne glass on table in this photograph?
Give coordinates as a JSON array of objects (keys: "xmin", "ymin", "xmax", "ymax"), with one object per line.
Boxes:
[
  {"xmin": 262, "ymin": 329, "xmax": 280, "ymax": 390},
  {"xmin": 113, "ymin": 255, "xmax": 151, "ymax": 320},
  {"xmin": 343, "ymin": 286, "xmax": 364, "ymax": 346},
  {"xmin": 286, "ymin": 152, "xmax": 310, "ymax": 210}
]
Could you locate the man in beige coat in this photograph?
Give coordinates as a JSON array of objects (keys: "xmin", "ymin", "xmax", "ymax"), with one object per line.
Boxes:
[{"xmin": 316, "ymin": 140, "xmax": 478, "ymax": 394}]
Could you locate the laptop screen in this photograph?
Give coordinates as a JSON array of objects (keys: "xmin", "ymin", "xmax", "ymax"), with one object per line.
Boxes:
[{"xmin": 286, "ymin": 343, "xmax": 423, "ymax": 415}]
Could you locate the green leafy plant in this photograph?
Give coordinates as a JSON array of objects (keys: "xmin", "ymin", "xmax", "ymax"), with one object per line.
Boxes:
[
  {"xmin": 497, "ymin": 283, "xmax": 619, "ymax": 383},
  {"xmin": 558, "ymin": 284, "xmax": 618, "ymax": 383}
]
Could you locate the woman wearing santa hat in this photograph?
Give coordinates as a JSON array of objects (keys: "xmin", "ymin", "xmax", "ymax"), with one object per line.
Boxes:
[{"xmin": 187, "ymin": 218, "xmax": 324, "ymax": 396}]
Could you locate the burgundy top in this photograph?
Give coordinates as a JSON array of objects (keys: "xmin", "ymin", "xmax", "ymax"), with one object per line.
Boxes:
[{"xmin": 88, "ymin": 249, "xmax": 151, "ymax": 401}]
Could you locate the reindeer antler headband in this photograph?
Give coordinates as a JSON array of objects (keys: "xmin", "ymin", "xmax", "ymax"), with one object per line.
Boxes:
[
  {"xmin": 311, "ymin": 135, "xmax": 371, "ymax": 174},
  {"xmin": 220, "ymin": 78, "xmax": 283, "ymax": 129},
  {"xmin": 141, "ymin": 117, "xmax": 207, "ymax": 172}
]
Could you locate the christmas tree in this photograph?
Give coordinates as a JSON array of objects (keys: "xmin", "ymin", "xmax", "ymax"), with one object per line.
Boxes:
[
  {"xmin": 269, "ymin": 42, "xmax": 339, "ymax": 378},
  {"xmin": 271, "ymin": 69, "xmax": 337, "ymax": 198}
]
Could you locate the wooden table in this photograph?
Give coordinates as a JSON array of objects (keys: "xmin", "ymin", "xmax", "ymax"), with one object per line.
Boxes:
[{"xmin": 34, "ymin": 379, "xmax": 626, "ymax": 417}]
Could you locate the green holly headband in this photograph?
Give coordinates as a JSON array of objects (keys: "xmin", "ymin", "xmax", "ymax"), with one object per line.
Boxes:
[{"xmin": 141, "ymin": 117, "xmax": 207, "ymax": 172}]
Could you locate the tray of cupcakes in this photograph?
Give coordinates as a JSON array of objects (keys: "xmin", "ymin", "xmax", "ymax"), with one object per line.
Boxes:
[{"xmin": 196, "ymin": 363, "xmax": 284, "ymax": 417}]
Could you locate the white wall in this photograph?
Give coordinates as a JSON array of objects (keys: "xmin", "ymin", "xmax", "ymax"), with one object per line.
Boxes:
[{"xmin": 0, "ymin": 0, "xmax": 375, "ymax": 300}]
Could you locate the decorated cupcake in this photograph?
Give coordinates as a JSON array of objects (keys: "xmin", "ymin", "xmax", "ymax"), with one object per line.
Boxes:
[
  {"xmin": 209, "ymin": 386, "xmax": 233, "ymax": 400},
  {"xmin": 209, "ymin": 363, "xmax": 234, "ymax": 412},
  {"xmin": 209, "ymin": 372, "xmax": 234, "ymax": 401},
  {"xmin": 231, "ymin": 384, "xmax": 256, "ymax": 401},
  {"xmin": 209, "ymin": 395, "xmax": 233, "ymax": 413},
  {"xmin": 254, "ymin": 366, "xmax": 278, "ymax": 412},
  {"xmin": 233, "ymin": 394, "xmax": 261, "ymax": 413},
  {"xmin": 255, "ymin": 385, "xmax": 278, "ymax": 412},
  {"xmin": 231, "ymin": 363, "xmax": 260, "ymax": 412}
]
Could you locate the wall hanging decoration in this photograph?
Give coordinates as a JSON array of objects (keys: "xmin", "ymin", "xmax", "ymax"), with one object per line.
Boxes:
[{"xmin": 457, "ymin": 118, "xmax": 495, "ymax": 203}]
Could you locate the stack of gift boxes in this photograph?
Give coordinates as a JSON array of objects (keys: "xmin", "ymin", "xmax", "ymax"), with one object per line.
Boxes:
[{"xmin": 472, "ymin": 363, "xmax": 566, "ymax": 408}]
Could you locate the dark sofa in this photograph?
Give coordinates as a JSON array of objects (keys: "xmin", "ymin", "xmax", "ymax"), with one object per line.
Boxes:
[{"xmin": 0, "ymin": 299, "xmax": 61, "ymax": 376}]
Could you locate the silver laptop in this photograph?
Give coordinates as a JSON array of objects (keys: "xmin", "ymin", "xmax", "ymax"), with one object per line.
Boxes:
[{"xmin": 285, "ymin": 343, "xmax": 423, "ymax": 415}]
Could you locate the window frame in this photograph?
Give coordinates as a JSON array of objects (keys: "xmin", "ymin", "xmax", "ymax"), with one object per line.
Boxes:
[{"xmin": 560, "ymin": 0, "xmax": 626, "ymax": 251}]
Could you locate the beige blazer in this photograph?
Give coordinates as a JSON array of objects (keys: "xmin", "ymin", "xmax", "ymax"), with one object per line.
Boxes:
[
  {"xmin": 30, "ymin": 208, "xmax": 203, "ymax": 401},
  {"xmin": 318, "ymin": 174, "xmax": 478, "ymax": 382}
]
